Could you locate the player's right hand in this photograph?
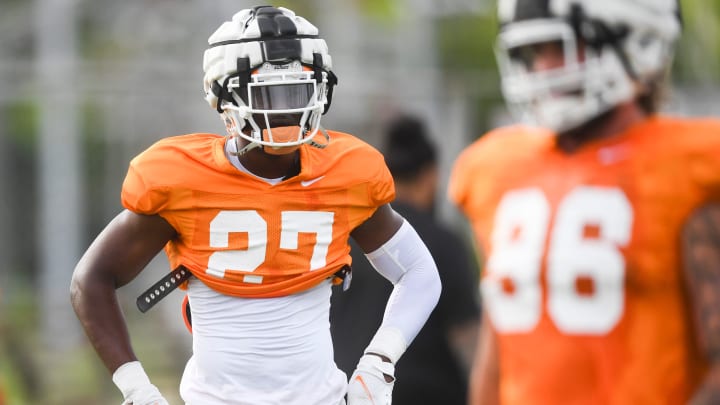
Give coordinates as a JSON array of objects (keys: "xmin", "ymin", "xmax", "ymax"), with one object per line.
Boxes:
[
  {"xmin": 120, "ymin": 383, "xmax": 169, "ymax": 405},
  {"xmin": 113, "ymin": 361, "xmax": 169, "ymax": 405}
]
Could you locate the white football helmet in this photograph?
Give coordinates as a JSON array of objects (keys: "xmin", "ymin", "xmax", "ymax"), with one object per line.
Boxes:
[
  {"xmin": 203, "ymin": 6, "xmax": 337, "ymax": 155},
  {"xmin": 495, "ymin": 0, "xmax": 682, "ymax": 132}
]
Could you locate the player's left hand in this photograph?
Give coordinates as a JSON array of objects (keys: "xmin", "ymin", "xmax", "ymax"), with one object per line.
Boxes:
[{"xmin": 346, "ymin": 354, "xmax": 395, "ymax": 405}]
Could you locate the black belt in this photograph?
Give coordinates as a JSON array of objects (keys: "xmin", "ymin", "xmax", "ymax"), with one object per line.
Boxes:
[{"xmin": 136, "ymin": 264, "xmax": 352, "ymax": 313}]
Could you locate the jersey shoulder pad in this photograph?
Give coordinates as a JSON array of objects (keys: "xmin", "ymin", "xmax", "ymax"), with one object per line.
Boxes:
[
  {"xmin": 449, "ymin": 125, "xmax": 551, "ymax": 207},
  {"xmin": 316, "ymin": 130, "xmax": 395, "ymax": 206},
  {"xmin": 651, "ymin": 116, "xmax": 720, "ymax": 196},
  {"xmin": 121, "ymin": 133, "xmax": 224, "ymax": 214},
  {"xmin": 463, "ymin": 124, "xmax": 552, "ymax": 166}
]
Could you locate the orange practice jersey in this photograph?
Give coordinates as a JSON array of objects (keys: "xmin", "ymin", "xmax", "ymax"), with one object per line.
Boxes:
[
  {"xmin": 122, "ymin": 131, "xmax": 394, "ymax": 298},
  {"xmin": 448, "ymin": 116, "xmax": 720, "ymax": 404}
]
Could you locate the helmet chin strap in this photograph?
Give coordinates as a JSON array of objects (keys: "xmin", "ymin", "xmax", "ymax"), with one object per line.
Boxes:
[
  {"xmin": 307, "ymin": 126, "xmax": 331, "ymax": 149},
  {"xmin": 229, "ymin": 135, "xmax": 261, "ymax": 157},
  {"xmin": 228, "ymin": 126, "xmax": 331, "ymax": 157}
]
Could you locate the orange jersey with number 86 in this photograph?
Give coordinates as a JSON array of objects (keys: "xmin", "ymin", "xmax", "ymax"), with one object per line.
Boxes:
[{"xmin": 449, "ymin": 116, "xmax": 720, "ymax": 404}]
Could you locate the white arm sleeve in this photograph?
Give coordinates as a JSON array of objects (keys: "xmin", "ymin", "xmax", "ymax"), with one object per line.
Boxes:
[{"xmin": 362, "ymin": 219, "xmax": 441, "ymax": 363}]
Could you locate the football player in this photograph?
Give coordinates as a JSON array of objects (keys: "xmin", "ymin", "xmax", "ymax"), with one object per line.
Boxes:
[
  {"xmin": 448, "ymin": 0, "xmax": 720, "ymax": 404},
  {"xmin": 70, "ymin": 6, "xmax": 441, "ymax": 405}
]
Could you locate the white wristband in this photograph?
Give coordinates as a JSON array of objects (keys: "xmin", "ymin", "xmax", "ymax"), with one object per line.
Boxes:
[
  {"xmin": 364, "ymin": 326, "xmax": 408, "ymax": 364},
  {"xmin": 112, "ymin": 361, "xmax": 152, "ymax": 398}
]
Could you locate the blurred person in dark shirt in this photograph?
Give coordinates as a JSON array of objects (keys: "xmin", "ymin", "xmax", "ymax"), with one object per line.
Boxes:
[{"xmin": 331, "ymin": 115, "xmax": 480, "ymax": 405}]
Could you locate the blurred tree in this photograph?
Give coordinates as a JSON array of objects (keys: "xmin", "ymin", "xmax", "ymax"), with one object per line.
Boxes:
[
  {"xmin": 676, "ymin": 0, "xmax": 720, "ymax": 84},
  {"xmin": 357, "ymin": 0, "xmax": 398, "ymax": 22},
  {"xmin": 436, "ymin": 12, "xmax": 503, "ymax": 135}
]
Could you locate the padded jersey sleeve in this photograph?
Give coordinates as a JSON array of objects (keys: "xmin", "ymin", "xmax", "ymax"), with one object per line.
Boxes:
[
  {"xmin": 120, "ymin": 133, "xmax": 215, "ymax": 215},
  {"xmin": 121, "ymin": 154, "xmax": 172, "ymax": 215},
  {"xmin": 119, "ymin": 134, "xmax": 216, "ymax": 233},
  {"xmin": 448, "ymin": 126, "xmax": 551, "ymax": 216},
  {"xmin": 447, "ymin": 143, "xmax": 474, "ymax": 211},
  {"xmin": 447, "ymin": 136, "xmax": 495, "ymax": 217},
  {"xmin": 120, "ymin": 135, "xmax": 204, "ymax": 216},
  {"xmin": 337, "ymin": 134, "xmax": 395, "ymax": 208},
  {"xmin": 367, "ymin": 154, "xmax": 395, "ymax": 207},
  {"xmin": 335, "ymin": 134, "xmax": 395, "ymax": 227}
]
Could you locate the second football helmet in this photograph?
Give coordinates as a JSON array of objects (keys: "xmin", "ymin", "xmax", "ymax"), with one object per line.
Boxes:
[
  {"xmin": 203, "ymin": 6, "xmax": 338, "ymax": 155},
  {"xmin": 495, "ymin": 0, "xmax": 681, "ymax": 132}
]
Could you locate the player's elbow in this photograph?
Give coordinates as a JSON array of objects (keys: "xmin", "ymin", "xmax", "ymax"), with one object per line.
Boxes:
[
  {"xmin": 69, "ymin": 261, "xmax": 104, "ymax": 313},
  {"xmin": 398, "ymin": 252, "xmax": 441, "ymax": 311},
  {"xmin": 425, "ymin": 263, "xmax": 442, "ymax": 310},
  {"xmin": 69, "ymin": 265, "xmax": 87, "ymax": 312}
]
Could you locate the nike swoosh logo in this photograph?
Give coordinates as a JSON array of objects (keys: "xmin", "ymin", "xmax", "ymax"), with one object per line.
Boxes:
[
  {"xmin": 300, "ymin": 176, "xmax": 325, "ymax": 187},
  {"xmin": 354, "ymin": 375, "xmax": 375, "ymax": 404}
]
